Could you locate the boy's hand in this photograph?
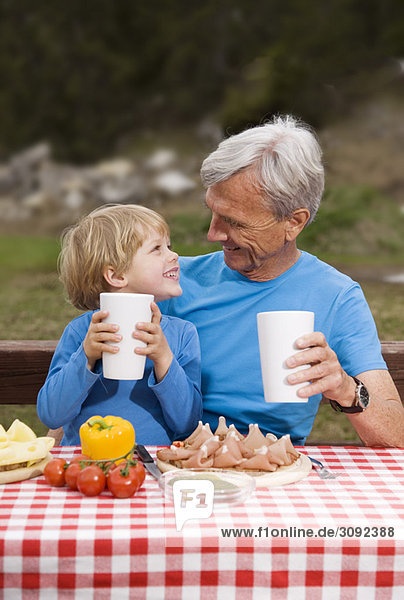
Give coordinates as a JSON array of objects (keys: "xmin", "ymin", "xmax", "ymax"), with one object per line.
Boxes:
[
  {"xmin": 133, "ymin": 302, "xmax": 173, "ymax": 382},
  {"xmin": 83, "ymin": 310, "xmax": 122, "ymax": 371}
]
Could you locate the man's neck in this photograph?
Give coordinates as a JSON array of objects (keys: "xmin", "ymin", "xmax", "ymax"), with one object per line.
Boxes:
[{"xmin": 239, "ymin": 244, "xmax": 301, "ymax": 282}]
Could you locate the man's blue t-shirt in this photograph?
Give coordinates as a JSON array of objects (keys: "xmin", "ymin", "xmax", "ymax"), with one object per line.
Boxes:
[{"xmin": 159, "ymin": 251, "xmax": 386, "ymax": 444}]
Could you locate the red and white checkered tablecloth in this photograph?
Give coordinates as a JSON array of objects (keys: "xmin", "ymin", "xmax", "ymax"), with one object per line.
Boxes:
[{"xmin": 0, "ymin": 446, "xmax": 403, "ymax": 600}]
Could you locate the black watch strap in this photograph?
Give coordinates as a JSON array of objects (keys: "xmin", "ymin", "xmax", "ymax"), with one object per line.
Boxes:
[{"xmin": 329, "ymin": 398, "xmax": 364, "ymax": 414}]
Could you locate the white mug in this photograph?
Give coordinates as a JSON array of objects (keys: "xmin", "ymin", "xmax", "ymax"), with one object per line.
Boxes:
[
  {"xmin": 100, "ymin": 292, "xmax": 154, "ymax": 380},
  {"xmin": 257, "ymin": 310, "xmax": 314, "ymax": 403}
]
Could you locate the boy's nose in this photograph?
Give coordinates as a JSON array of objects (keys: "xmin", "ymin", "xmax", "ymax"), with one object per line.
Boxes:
[{"xmin": 168, "ymin": 247, "xmax": 179, "ymax": 260}]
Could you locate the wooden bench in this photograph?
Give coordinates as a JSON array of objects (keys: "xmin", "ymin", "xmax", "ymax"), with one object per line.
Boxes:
[{"xmin": 1, "ymin": 340, "xmax": 403, "ymax": 445}]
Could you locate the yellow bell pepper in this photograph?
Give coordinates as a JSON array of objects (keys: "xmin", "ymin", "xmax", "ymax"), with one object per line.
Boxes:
[{"xmin": 79, "ymin": 415, "xmax": 135, "ymax": 461}]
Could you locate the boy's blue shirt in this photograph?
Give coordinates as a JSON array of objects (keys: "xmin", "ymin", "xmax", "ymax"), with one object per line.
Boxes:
[{"xmin": 37, "ymin": 313, "xmax": 202, "ymax": 445}]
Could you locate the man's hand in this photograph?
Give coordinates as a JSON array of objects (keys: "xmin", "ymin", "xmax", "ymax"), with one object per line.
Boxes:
[
  {"xmin": 133, "ymin": 302, "xmax": 173, "ymax": 382},
  {"xmin": 83, "ymin": 310, "xmax": 122, "ymax": 371},
  {"xmin": 285, "ymin": 332, "xmax": 354, "ymax": 404},
  {"xmin": 286, "ymin": 332, "xmax": 404, "ymax": 446}
]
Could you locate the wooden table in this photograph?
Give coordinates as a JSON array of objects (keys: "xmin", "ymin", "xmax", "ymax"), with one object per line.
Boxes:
[{"xmin": 0, "ymin": 446, "xmax": 403, "ymax": 599}]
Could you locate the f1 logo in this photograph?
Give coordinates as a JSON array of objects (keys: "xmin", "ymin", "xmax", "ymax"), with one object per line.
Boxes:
[{"xmin": 172, "ymin": 479, "xmax": 214, "ymax": 531}]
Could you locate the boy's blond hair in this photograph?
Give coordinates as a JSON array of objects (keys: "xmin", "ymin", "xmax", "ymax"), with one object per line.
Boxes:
[{"xmin": 59, "ymin": 204, "xmax": 170, "ymax": 311}]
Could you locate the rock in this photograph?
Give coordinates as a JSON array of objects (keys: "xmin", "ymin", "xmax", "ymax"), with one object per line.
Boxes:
[
  {"xmin": 0, "ymin": 140, "xmax": 200, "ymax": 232},
  {"xmin": 38, "ymin": 162, "xmax": 80, "ymax": 197},
  {"xmin": 383, "ymin": 273, "xmax": 404, "ymax": 284},
  {"xmin": 9, "ymin": 143, "xmax": 51, "ymax": 197},
  {"xmin": 0, "ymin": 197, "xmax": 32, "ymax": 221},
  {"xmin": 97, "ymin": 174, "xmax": 147, "ymax": 204},
  {"xmin": 153, "ymin": 170, "xmax": 196, "ymax": 196},
  {"xmin": 60, "ymin": 179, "xmax": 91, "ymax": 212},
  {"xmin": 145, "ymin": 149, "xmax": 177, "ymax": 171},
  {"xmin": 0, "ymin": 165, "xmax": 17, "ymax": 194},
  {"xmin": 10, "ymin": 143, "xmax": 51, "ymax": 172},
  {"xmin": 92, "ymin": 159, "xmax": 135, "ymax": 179},
  {"xmin": 21, "ymin": 191, "xmax": 50, "ymax": 213}
]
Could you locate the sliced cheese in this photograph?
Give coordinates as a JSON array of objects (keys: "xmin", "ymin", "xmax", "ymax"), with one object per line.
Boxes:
[
  {"xmin": 0, "ymin": 425, "xmax": 8, "ymax": 449},
  {"xmin": 6, "ymin": 419, "xmax": 37, "ymax": 442},
  {"xmin": 0, "ymin": 437, "xmax": 55, "ymax": 467},
  {"xmin": 0, "ymin": 421, "xmax": 55, "ymax": 468}
]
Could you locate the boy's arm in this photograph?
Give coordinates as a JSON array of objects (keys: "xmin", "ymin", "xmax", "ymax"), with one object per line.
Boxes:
[
  {"xmin": 147, "ymin": 320, "xmax": 202, "ymax": 437},
  {"xmin": 134, "ymin": 302, "xmax": 173, "ymax": 382},
  {"xmin": 37, "ymin": 320, "xmax": 101, "ymax": 429}
]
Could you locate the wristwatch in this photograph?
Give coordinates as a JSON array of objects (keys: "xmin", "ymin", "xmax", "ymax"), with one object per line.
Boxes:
[{"xmin": 329, "ymin": 376, "xmax": 370, "ymax": 414}]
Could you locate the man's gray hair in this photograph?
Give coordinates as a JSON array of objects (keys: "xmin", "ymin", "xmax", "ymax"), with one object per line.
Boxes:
[{"xmin": 200, "ymin": 115, "xmax": 324, "ymax": 225}]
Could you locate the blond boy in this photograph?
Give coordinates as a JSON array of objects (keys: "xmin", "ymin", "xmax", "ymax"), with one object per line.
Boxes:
[{"xmin": 37, "ymin": 204, "xmax": 202, "ymax": 445}]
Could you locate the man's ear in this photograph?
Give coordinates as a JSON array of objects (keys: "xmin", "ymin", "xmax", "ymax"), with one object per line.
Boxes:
[
  {"xmin": 285, "ymin": 208, "xmax": 311, "ymax": 242},
  {"xmin": 103, "ymin": 267, "xmax": 128, "ymax": 290}
]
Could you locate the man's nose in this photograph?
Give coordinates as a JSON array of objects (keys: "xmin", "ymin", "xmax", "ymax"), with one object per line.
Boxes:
[{"xmin": 207, "ymin": 214, "xmax": 227, "ymax": 242}]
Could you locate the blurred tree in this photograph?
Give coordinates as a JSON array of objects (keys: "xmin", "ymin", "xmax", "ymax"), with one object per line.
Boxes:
[
  {"xmin": 0, "ymin": 0, "xmax": 402, "ymax": 160},
  {"xmin": 220, "ymin": 0, "xmax": 404, "ymax": 130}
]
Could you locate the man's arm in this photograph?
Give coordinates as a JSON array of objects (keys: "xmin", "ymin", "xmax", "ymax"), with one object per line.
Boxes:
[
  {"xmin": 346, "ymin": 369, "xmax": 404, "ymax": 447},
  {"xmin": 286, "ymin": 332, "xmax": 404, "ymax": 447}
]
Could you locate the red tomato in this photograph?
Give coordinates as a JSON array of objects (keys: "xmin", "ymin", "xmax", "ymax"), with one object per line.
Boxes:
[
  {"xmin": 43, "ymin": 458, "xmax": 67, "ymax": 487},
  {"xmin": 132, "ymin": 460, "xmax": 145, "ymax": 487},
  {"xmin": 77, "ymin": 465, "xmax": 106, "ymax": 497},
  {"xmin": 106, "ymin": 462, "xmax": 119, "ymax": 475},
  {"xmin": 65, "ymin": 462, "xmax": 82, "ymax": 490},
  {"xmin": 107, "ymin": 461, "xmax": 145, "ymax": 498},
  {"xmin": 70, "ymin": 454, "xmax": 91, "ymax": 465}
]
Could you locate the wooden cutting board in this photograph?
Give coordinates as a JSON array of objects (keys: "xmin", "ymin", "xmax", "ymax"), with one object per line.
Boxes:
[
  {"xmin": 157, "ymin": 452, "xmax": 312, "ymax": 489},
  {"xmin": 0, "ymin": 453, "xmax": 53, "ymax": 485}
]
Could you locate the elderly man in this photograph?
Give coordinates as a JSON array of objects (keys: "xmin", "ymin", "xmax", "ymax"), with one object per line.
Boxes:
[{"xmin": 160, "ymin": 115, "xmax": 404, "ymax": 447}]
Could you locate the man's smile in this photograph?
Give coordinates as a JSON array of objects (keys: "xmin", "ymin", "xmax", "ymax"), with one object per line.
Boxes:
[{"xmin": 222, "ymin": 244, "xmax": 241, "ymax": 252}]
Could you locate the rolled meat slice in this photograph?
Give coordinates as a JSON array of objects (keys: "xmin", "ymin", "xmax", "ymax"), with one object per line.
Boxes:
[
  {"xmin": 243, "ymin": 423, "xmax": 272, "ymax": 450},
  {"xmin": 181, "ymin": 448, "xmax": 214, "ymax": 469}
]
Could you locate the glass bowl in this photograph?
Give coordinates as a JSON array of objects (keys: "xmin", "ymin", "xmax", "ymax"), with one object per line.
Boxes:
[{"xmin": 159, "ymin": 468, "xmax": 256, "ymax": 505}]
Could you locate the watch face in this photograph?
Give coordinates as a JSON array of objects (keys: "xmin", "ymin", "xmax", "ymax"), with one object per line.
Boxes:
[
  {"xmin": 356, "ymin": 380, "xmax": 370, "ymax": 409},
  {"xmin": 329, "ymin": 378, "xmax": 370, "ymax": 413}
]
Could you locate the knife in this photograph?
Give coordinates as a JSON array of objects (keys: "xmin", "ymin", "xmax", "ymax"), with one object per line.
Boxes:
[{"xmin": 134, "ymin": 445, "xmax": 161, "ymax": 480}]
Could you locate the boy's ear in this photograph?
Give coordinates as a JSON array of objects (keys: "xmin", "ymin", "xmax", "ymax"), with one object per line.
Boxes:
[{"xmin": 103, "ymin": 267, "xmax": 128, "ymax": 289}]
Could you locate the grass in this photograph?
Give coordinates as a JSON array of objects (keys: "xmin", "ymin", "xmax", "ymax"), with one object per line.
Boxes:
[
  {"xmin": 306, "ymin": 404, "xmax": 361, "ymax": 444},
  {"xmin": 0, "ymin": 236, "xmax": 59, "ymax": 274},
  {"xmin": 1, "ymin": 188, "xmax": 403, "ymax": 442},
  {"xmin": 1, "ymin": 406, "xmax": 49, "ymax": 437},
  {"xmin": 360, "ymin": 281, "xmax": 404, "ymax": 341},
  {"xmin": 299, "ymin": 185, "xmax": 404, "ymax": 259}
]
